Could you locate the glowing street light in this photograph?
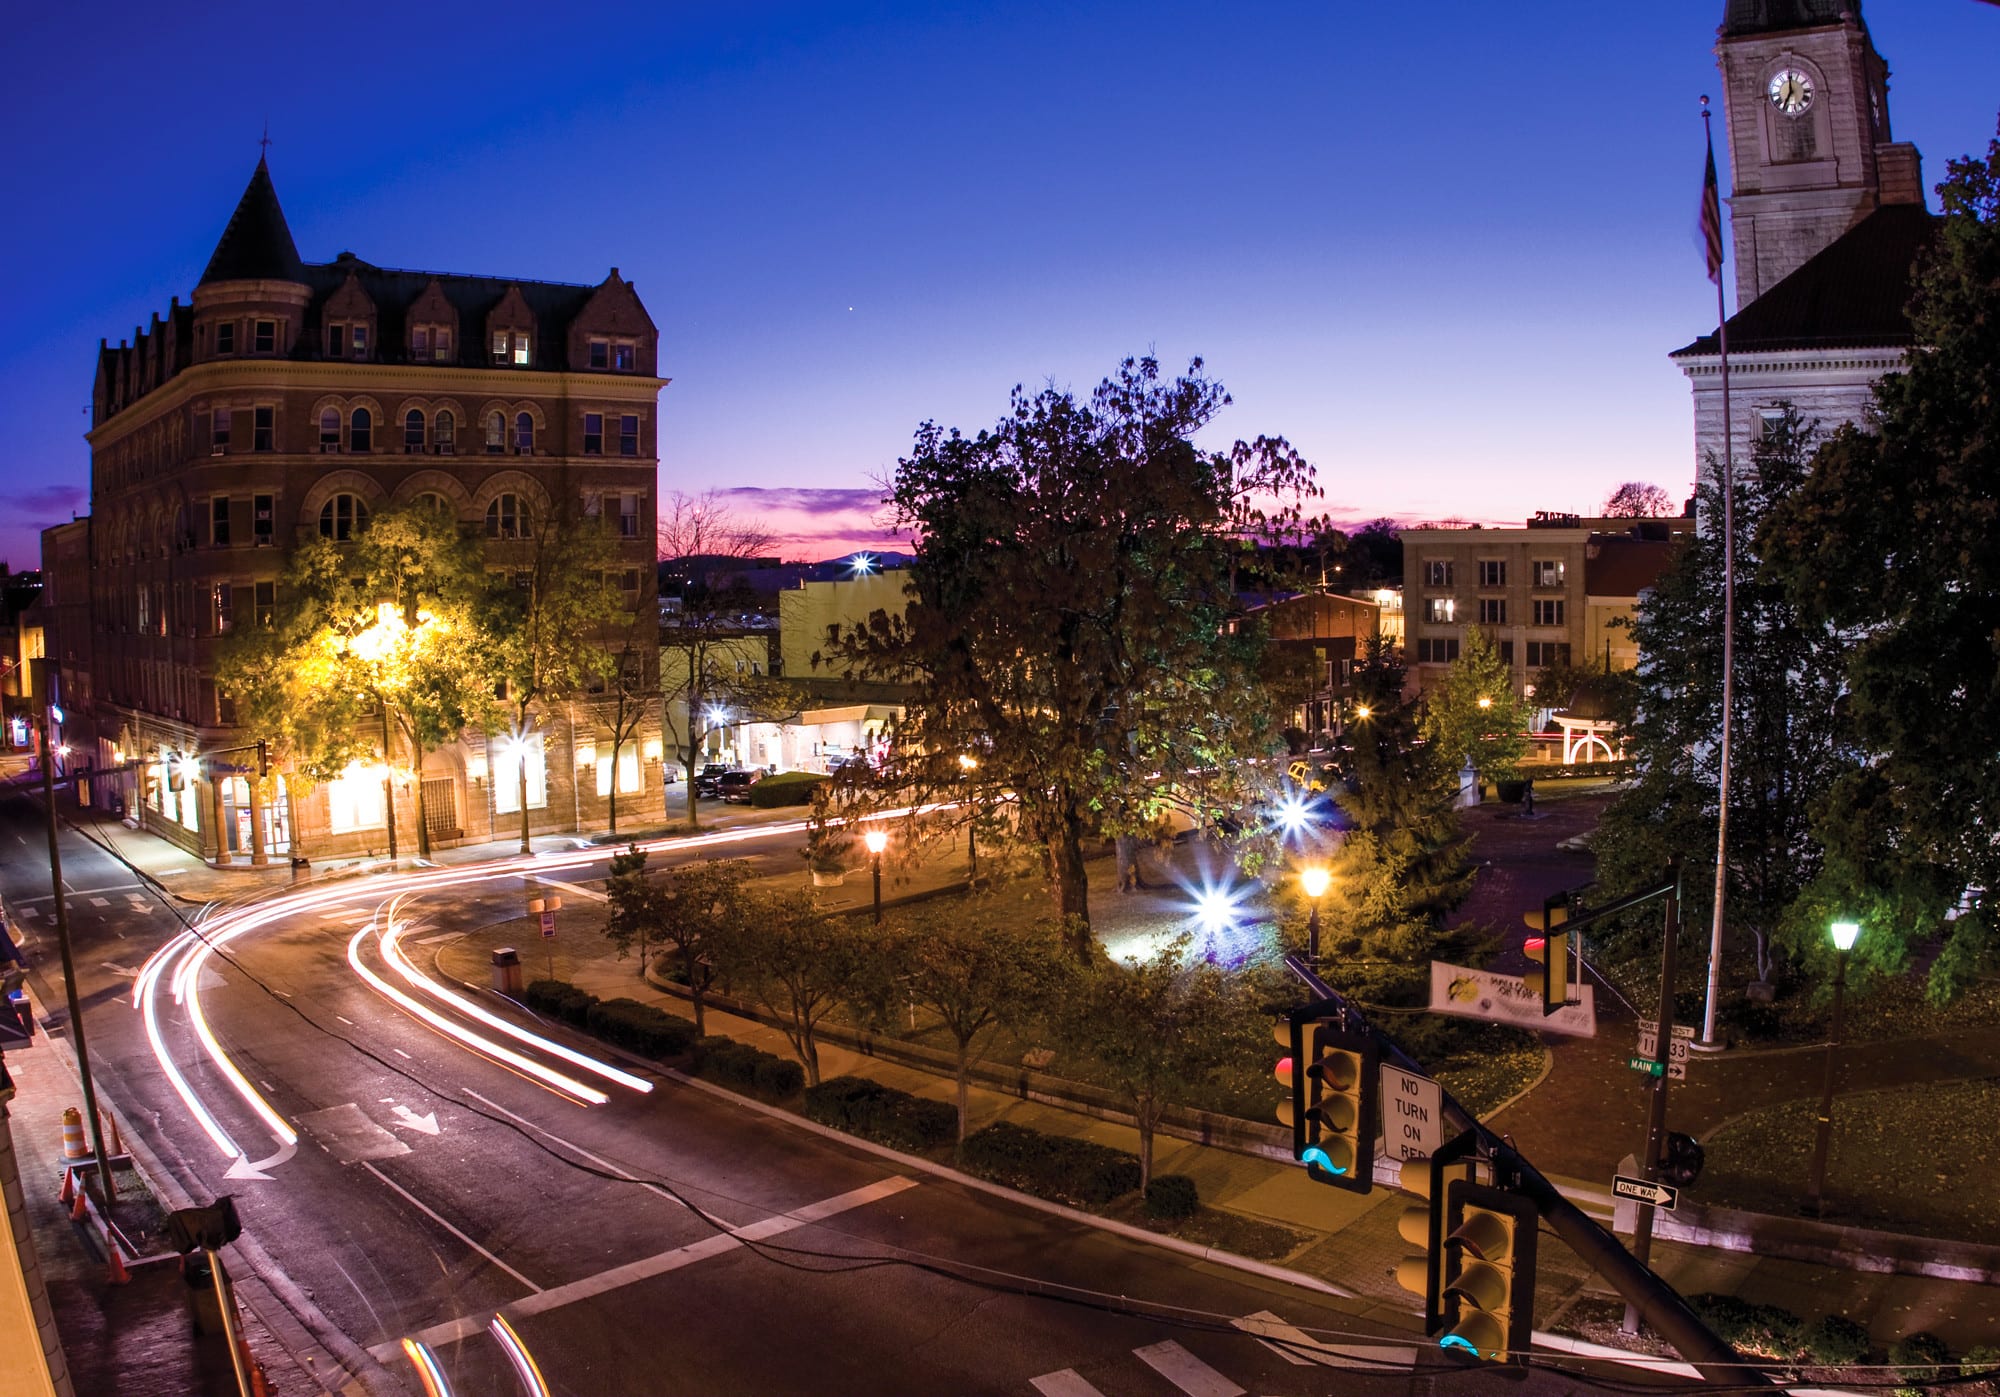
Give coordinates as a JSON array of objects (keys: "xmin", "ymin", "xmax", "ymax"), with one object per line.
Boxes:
[
  {"xmin": 863, "ymin": 827, "xmax": 889, "ymax": 923},
  {"xmin": 958, "ymin": 754, "xmax": 980, "ymax": 879},
  {"xmin": 849, "ymin": 553, "xmax": 877, "ymax": 577},
  {"xmin": 1300, "ymin": 866, "xmax": 1331, "ymax": 967},
  {"xmin": 1354, "ymin": 704, "xmax": 1372, "ymax": 721},
  {"xmin": 1807, "ymin": 920, "xmax": 1861, "ymax": 1216},
  {"xmin": 1477, "ymin": 695, "xmax": 1493, "ymax": 710}
]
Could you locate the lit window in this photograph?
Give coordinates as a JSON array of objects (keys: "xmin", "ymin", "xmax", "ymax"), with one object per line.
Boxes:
[
  {"xmin": 213, "ymin": 583, "xmax": 234, "ymax": 634},
  {"xmin": 619, "ymin": 414, "xmax": 638, "ymax": 456},
  {"xmin": 485, "ymin": 411, "xmax": 505, "ymax": 453},
  {"xmin": 319, "ymin": 494, "xmax": 368, "ymax": 541},
  {"xmin": 492, "ymin": 331, "xmax": 508, "ymax": 364},
  {"xmin": 254, "ymin": 405, "xmax": 274, "ymax": 452},
  {"xmin": 326, "ymin": 766, "xmax": 387, "ymax": 832},
  {"xmin": 596, "ymin": 746, "xmax": 640, "ymax": 796},
  {"xmin": 1425, "ymin": 597, "xmax": 1455, "ymax": 623},
  {"xmin": 514, "ymin": 412, "xmax": 533, "ymax": 453},
  {"xmin": 434, "ymin": 327, "xmax": 452, "ymax": 361},
  {"xmin": 589, "ymin": 340, "xmax": 608, "ymax": 369},
  {"xmin": 349, "ymin": 407, "xmax": 373, "ymax": 453},
  {"xmin": 319, "ymin": 408, "xmax": 341, "ymax": 452},
  {"xmin": 512, "ymin": 334, "xmax": 531, "ymax": 366},
  {"xmin": 352, "ymin": 324, "xmax": 368, "ymax": 357},
  {"xmin": 492, "ymin": 733, "xmax": 547, "ymax": 813},
  {"xmin": 583, "ymin": 413, "xmax": 603, "ymax": 454},
  {"xmin": 254, "ymin": 320, "xmax": 275, "ymax": 353},
  {"xmin": 1532, "ymin": 559, "xmax": 1565, "ymax": 588},
  {"xmin": 435, "ymin": 410, "xmax": 455, "ymax": 454},
  {"xmin": 404, "ymin": 409, "xmax": 425, "ymax": 453},
  {"xmin": 486, "ymin": 494, "xmax": 529, "ymax": 540},
  {"xmin": 613, "ymin": 342, "xmax": 635, "ymax": 371}
]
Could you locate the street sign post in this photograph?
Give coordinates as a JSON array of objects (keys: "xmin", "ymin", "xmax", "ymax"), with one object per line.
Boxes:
[
  {"xmin": 1636, "ymin": 1018, "xmax": 1691, "ymax": 1080},
  {"xmin": 1378, "ymin": 1064, "xmax": 1443, "ymax": 1162},
  {"xmin": 539, "ymin": 910, "xmax": 556, "ymax": 938},
  {"xmin": 1612, "ymin": 1174, "xmax": 1680, "ymax": 1211}
]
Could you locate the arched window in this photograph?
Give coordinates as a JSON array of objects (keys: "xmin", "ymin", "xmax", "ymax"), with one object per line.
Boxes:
[
  {"xmin": 319, "ymin": 494, "xmax": 369, "ymax": 541},
  {"xmin": 349, "ymin": 407, "xmax": 373, "ymax": 453},
  {"xmin": 403, "ymin": 409, "xmax": 425, "ymax": 453},
  {"xmin": 485, "ymin": 494, "xmax": 530, "ymax": 540},
  {"xmin": 413, "ymin": 492, "xmax": 451, "ymax": 518},
  {"xmin": 319, "ymin": 408, "xmax": 341, "ymax": 452},
  {"xmin": 434, "ymin": 410, "xmax": 456, "ymax": 455},
  {"xmin": 514, "ymin": 412, "xmax": 534, "ymax": 454},
  {"xmin": 485, "ymin": 411, "xmax": 505, "ymax": 454}
]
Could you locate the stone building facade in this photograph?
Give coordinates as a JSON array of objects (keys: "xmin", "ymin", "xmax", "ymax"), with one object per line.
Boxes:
[{"xmin": 70, "ymin": 159, "xmax": 668, "ymax": 861}]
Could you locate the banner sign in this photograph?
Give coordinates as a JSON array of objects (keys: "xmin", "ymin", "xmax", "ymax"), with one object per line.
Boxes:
[{"xmin": 1429, "ymin": 961, "xmax": 1597, "ymax": 1037}]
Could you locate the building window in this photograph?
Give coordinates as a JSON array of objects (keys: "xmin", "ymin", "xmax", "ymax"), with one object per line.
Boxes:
[
  {"xmin": 596, "ymin": 746, "xmax": 641, "ymax": 797},
  {"xmin": 404, "ymin": 409, "xmax": 425, "ymax": 453},
  {"xmin": 1477, "ymin": 598, "xmax": 1506, "ymax": 625},
  {"xmin": 1424, "ymin": 560, "xmax": 1453, "ymax": 588},
  {"xmin": 253, "ymin": 495, "xmax": 273, "ymax": 546},
  {"xmin": 1532, "ymin": 599, "xmax": 1566, "ymax": 626},
  {"xmin": 213, "ymin": 583, "xmax": 234, "ymax": 634},
  {"xmin": 589, "ymin": 339, "xmax": 608, "ymax": 369},
  {"xmin": 1527, "ymin": 641, "xmax": 1571, "ymax": 668},
  {"xmin": 434, "ymin": 327, "xmax": 452, "ymax": 361},
  {"xmin": 319, "ymin": 408, "xmax": 341, "ymax": 452},
  {"xmin": 618, "ymin": 493, "xmax": 640, "ymax": 538},
  {"xmin": 1416, "ymin": 637, "xmax": 1460, "ymax": 664},
  {"xmin": 1499, "ymin": 640, "xmax": 1515, "ymax": 665},
  {"xmin": 492, "ymin": 331, "xmax": 508, "ymax": 364},
  {"xmin": 212, "ymin": 496, "xmax": 231, "ymax": 547},
  {"xmin": 254, "ymin": 580, "xmax": 277, "ymax": 628},
  {"xmin": 1425, "ymin": 597, "xmax": 1455, "ymax": 623},
  {"xmin": 326, "ymin": 766, "xmax": 387, "ymax": 833},
  {"xmin": 433, "ymin": 410, "xmax": 455, "ymax": 453},
  {"xmin": 350, "ymin": 407, "xmax": 373, "ymax": 453},
  {"xmin": 513, "ymin": 333, "xmax": 530, "ymax": 366},
  {"xmin": 619, "ymin": 567, "xmax": 640, "ymax": 600},
  {"xmin": 319, "ymin": 494, "xmax": 369, "ymax": 541},
  {"xmin": 352, "ymin": 324, "xmax": 368, "ymax": 357},
  {"xmin": 491, "ymin": 733, "xmax": 547, "ymax": 813},
  {"xmin": 613, "ymin": 342, "xmax": 635, "ymax": 371},
  {"xmin": 253, "ymin": 405, "xmax": 274, "ymax": 452},
  {"xmin": 583, "ymin": 412, "xmax": 603, "ymax": 454},
  {"xmin": 1532, "ymin": 559, "xmax": 1565, "ymax": 588},
  {"xmin": 619, "ymin": 414, "xmax": 639, "ymax": 456},
  {"xmin": 327, "ymin": 324, "xmax": 344, "ymax": 357},
  {"xmin": 215, "ymin": 322, "xmax": 236, "ymax": 355},
  {"xmin": 254, "ymin": 320, "xmax": 275, "ymax": 353},
  {"xmin": 1478, "ymin": 560, "xmax": 1506, "ymax": 588},
  {"xmin": 485, "ymin": 411, "xmax": 505, "ymax": 453},
  {"xmin": 486, "ymin": 494, "xmax": 529, "ymax": 540},
  {"xmin": 213, "ymin": 408, "xmax": 232, "ymax": 452},
  {"xmin": 414, "ymin": 492, "xmax": 450, "ymax": 517},
  {"xmin": 412, "ymin": 326, "xmax": 428, "ymax": 358},
  {"xmin": 514, "ymin": 412, "xmax": 534, "ymax": 453}
]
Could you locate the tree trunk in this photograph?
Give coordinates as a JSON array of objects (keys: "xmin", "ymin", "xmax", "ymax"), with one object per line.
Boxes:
[
  {"xmin": 412, "ymin": 732, "xmax": 431, "ymax": 861},
  {"xmin": 1137, "ymin": 1107, "xmax": 1155, "ymax": 1191},
  {"xmin": 798, "ymin": 1013, "xmax": 821, "ymax": 1086},
  {"xmin": 518, "ymin": 721, "xmax": 532, "ymax": 855},
  {"xmin": 955, "ymin": 1041, "xmax": 972, "ymax": 1144},
  {"xmin": 688, "ymin": 972, "xmax": 706, "ymax": 1036},
  {"xmin": 1049, "ymin": 818, "xmax": 1093, "ymax": 958},
  {"xmin": 607, "ymin": 733, "xmax": 620, "ymax": 836}
]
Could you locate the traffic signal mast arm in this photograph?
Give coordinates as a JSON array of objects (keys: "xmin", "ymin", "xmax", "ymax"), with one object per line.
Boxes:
[{"xmin": 1284, "ymin": 920, "xmax": 1763, "ymax": 1387}]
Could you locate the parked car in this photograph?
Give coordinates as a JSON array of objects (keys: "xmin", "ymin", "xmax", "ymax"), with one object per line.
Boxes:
[
  {"xmin": 718, "ymin": 770, "xmax": 765, "ymax": 804},
  {"xmin": 694, "ymin": 763, "xmax": 732, "ymax": 797}
]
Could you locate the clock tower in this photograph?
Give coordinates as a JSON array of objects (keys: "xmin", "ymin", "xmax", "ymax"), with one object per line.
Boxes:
[{"xmin": 1715, "ymin": 0, "xmax": 1923, "ymax": 309}]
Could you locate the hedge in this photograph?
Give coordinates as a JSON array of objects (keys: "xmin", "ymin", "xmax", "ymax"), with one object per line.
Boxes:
[
  {"xmin": 803, "ymin": 1076, "xmax": 957, "ymax": 1150},
  {"xmin": 960, "ymin": 1121, "xmax": 1141, "ymax": 1207},
  {"xmin": 1144, "ymin": 1174, "xmax": 1200, "ymax": 1220},
  {"xmin": 694, "ymin": 1035, "xmax": 805, "ymax": 1100},
  {"xmin": 523, "ymin": 978, "xmax": 599, "ymax": 1027},
  {"xmin": 585, "ymin": 998, "xmax": 698, "ymax": 1058},
  {"xmin": 747, "ymin": 771, "xmax": 829, "ymax": 808}
]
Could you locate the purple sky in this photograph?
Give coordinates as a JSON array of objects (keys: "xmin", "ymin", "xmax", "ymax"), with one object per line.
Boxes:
[{"xmin": 4, "ymin": 2, "xmax": 1995, "ymax": 569}]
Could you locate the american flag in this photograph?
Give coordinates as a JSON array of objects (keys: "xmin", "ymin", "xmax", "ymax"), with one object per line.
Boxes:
[{"xmin": 1700, "ymin": 130, "xmax": 1724, "ymax": 285}]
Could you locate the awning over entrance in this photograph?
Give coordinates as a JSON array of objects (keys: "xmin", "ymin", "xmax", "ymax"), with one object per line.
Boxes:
[{"xmin": 794, "ymin": 704, "xmax": 898, "ymax": 727}]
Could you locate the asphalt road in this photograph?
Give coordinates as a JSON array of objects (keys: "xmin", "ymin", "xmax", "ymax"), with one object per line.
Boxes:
[{"xmin": 0, "ymin": 793, "xmax": 1651, "ymax": 1397}]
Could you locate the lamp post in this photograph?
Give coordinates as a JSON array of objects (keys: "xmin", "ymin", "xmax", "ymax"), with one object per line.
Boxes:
[
  {"xmin": 958, "ymin": 754, "xmax": 979, "ymax": 879},
  {"xmin": 1805, "ymin": 919, "xmax": 1859, "ymax": 1217},
  {"xmin": 864, "ymin": 829, "xmax": 888, "ymax": 924},
  {"xmin": 1299, "ymin": 866, "xmax": 1331, "ymax": 968}
]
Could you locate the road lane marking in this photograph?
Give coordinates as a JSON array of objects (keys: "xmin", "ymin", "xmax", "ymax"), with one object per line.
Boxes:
[
  {"xmin": 361, "ymin": 1161, "xmax": 542, "ymax": 1294},
  {"xmin": 1030, "ymin": 1372, "xmax": 1106, "ymax": 1397},
  {"xmin": 1133, "ymin": 1341, "xmax": 1243, "ymax": 1397},
  {"xmin": 464, "ymin": 1088, "xmax": 684, "ymax": 1208},
  {"xmin": 1232, "ymin": 1312, "xmax": 1417, "ymax": 1370},
  {"xmin": 373, "ymin": 1175, "xmax": 916, "ymax": 1356},
  {"xmin": 89, "ymin": 898, "xmax": 110, "ymax": 907}
]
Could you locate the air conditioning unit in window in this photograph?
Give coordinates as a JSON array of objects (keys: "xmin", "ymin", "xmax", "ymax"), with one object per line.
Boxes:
[{"xmin": 210, "ymin": 446, "xmax": 227, "ymax": 457}]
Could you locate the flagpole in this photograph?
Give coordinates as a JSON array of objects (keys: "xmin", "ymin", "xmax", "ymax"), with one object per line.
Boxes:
[{"xmin": 1699, "ymin": 97, "xmax": 1736, "ymax": 1050}]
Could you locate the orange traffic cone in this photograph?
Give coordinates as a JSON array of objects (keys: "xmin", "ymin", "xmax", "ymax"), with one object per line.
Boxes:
[
  {"xmin": 60, "ymin": 1107, "xmax": 88, "ymax": 1161},
  {"xmin": 104, "ymin": 1228, "xmax": 131, "ymax": 1285},
  {"xmin": 58, "ymin": 1168, "xmax": 75, "ymax": 1208},
  {"xmin": 99, "ymin": 1107, "xmax": 125, "ymax": 1159},
  {"xmin": 69, "ymin": 1184, "xmax": 88, "ymax": 1222}
]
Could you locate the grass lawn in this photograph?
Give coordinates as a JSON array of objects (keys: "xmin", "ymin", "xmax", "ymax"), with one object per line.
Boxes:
[{"xmin": 1702, "ymin": 1078, "xmax": 2000, "ymax": 1243}]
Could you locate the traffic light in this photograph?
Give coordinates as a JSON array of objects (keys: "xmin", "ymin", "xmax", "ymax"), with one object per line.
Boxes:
[
  {"xmin": 1438, "ymin": 1180, "xmax": 1537, "ymax": 1363},
  {"xmin": 1522, "ymin": 891, "xmax": 1571, "ymax": 1016},
  {"xmin": 1274, "ymin": 1006, "xmax": 1377, "ymax": 1193},
  {"xmin": 1394, "ymin": 1154, "xmax": 1474, "ymax": 1333}
]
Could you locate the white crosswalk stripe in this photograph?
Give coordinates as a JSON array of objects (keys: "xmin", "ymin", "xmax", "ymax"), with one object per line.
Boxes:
[
  {"xmin": 1132, "ymin": 1341, "xmax": 1244, "ymax": 1397},
  {"xmin": 1233, "ymin": 1311, "xmax": 1419, "ymax": 1372},
  {"xmin": 1028, "ymin": 1371, "xmax": 1106, "ymax": 1397}
]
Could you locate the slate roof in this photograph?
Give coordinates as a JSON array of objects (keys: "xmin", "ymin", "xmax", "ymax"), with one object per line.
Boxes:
[
  {"xmin": 1671, "ymin": 202, "xmax": 1937, "ymax": 357},
  {"xmin": 199, "ymin": 158, "xmax": 306, "ymax": 285},
  {"xmin": 1720, "ymin": 0, "xmax": 1855, "ymax": 37}
]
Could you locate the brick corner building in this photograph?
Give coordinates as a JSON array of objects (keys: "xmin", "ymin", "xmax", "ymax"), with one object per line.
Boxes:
[{"xmin": 54, "ymin": 157, "xmax": 668, "ymax": 862}]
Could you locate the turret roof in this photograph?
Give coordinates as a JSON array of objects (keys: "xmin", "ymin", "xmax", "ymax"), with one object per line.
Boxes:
[{"xmin": 199, "ymin": 158, "xmax": 306, "ymax": 286}]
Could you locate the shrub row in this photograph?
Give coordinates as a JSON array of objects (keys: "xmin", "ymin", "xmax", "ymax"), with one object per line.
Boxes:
[
  {"xmin": 959, "ymin": 1121, "xmax": 1142, "ymax": 1207},
  {"xmin": 586, "ymin": 997, "xmax": 699, "ymax": 1058},
  {"xmin": 1685, "ymin": 1295, "xmax": 1999, "ymax": 1380},
  {"xmin": 803, "ymin": 1076, "xmax": 957, "ymax": 1150},
  {"xmin": 523, "ymin": 978, "xmax": 598, "ymax": 1027},
  {"xmin": 1143, "ymin": 1174, "xmax": 1200, "ymax": 1220},
  {"xmin": 695, "ymin": 1035, "xmax": 805, "ymax": 1100},
  {"xmin": 747, "ymin": 771, "xmax": 829, "ymax": 808}
]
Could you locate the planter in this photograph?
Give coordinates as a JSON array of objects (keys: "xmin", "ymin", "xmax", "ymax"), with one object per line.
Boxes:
[{"xmin": 811, "ymin": 868, "xmax": 847, "ymax": 887}]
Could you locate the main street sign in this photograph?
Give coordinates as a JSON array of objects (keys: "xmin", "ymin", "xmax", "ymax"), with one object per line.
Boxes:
[{"xmin": 1612, "ymin": 1174, "xmax": 1679, "ymax": 1210}]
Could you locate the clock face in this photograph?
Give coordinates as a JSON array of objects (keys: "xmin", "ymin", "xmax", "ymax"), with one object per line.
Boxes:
[{"xmin": 1767, "ymin": 68, "xmax": 1814, "ymax": 117}]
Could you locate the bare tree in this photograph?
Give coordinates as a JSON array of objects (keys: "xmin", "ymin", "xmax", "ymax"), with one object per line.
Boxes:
[{"xmin": 1602, "ymin": 481, "xmax": 1676, "ymax": 518}]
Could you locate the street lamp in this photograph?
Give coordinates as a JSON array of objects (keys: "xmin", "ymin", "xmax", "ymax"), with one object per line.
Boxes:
[
  {"xmin": 864, "ymin": 828, "xmax": 888, "ymax": 924},
  {"xmin": 1477, "ymin": 695, "xmax": 1493, "ymax": 710},
  {"xmin": 1806, "ymin": 919, "xmax": 1859, "ymax": 1217},
  {"xmin": 1299, "ymin": 866, "xmax": 1331, "ymax": 967},
  {"xmin": 958, "ymin": 754, "xmax": 979, "ymax": 879}
]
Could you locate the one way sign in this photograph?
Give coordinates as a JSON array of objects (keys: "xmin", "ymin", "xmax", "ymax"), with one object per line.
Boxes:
[{"xmin": 1612, "ymin": 1174, "xmax": 1680, "ymax": 1210}]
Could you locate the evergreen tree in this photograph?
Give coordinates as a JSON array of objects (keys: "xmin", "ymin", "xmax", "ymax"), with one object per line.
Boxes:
[{"xmin": 1418, "ymin": 625, "xmax": 1532, "ymax": 785}]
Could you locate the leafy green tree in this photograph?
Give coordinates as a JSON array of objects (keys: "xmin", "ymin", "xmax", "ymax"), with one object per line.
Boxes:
[
  {"xmin": 1057, "ymin": 943, "xmax": 1256, "ymax": 1189},
  {"xmin": 1417, "ymin": 625, "xmax": 1531, "ymax": 785},
  {"xmin": 603, "ymin": 849, "xmax": 752, "ymax": 1034},
  {"xmin": 830, "ymin": 356, "xmax": 1319, "ymax": 953},
  {"xmin": 604, "ymin": 844, "xmax": 668, "ymax": 972},
  {"xmin": 707, "ymin": 889, "xmax": 880, "ymax": 1085},
  {"xmin": 1596, "ymin": 408, "xmax": 1849, "ymax": 985},
  {"xmin": 890, "ymin": 901, "xmax": 1072, "ymax": 1141},
  {"xmin": 1763, "ymin": 138, "xmax": 2000, "ymax": 998}
]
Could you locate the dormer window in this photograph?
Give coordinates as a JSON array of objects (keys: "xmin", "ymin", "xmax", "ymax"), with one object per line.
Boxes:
[
  {"xmin": 589, "ymin": 340, "xmax": 608, "ymax": 369},
  {"xmin": 613, "ymin": 342, "xmax": 635, "ymax": 371},
  {"xmin": 319, "ymin": 408, "xmax": 341, "ymax": 452},
  {"xmin": 513, "ymin": 333, "xmax": 531, "ymax": 366},
  {"xmin": 352, "ymin": 325, "xmax": 368, "ymax": 358},
  {"xmin": 215, "ymin": 323, "xmax": 236, "ymax": 356},
  {"xmin": 327, "ymin": 324, "xmax": 344, "ymax": 357},
  {"xmin": 434, "ymin": 327, "xmax": 452, "ymax": 361},
  {"xmin": 254, "ymin": 320, "xmax": 276, "ymax": 353},
  {"xmin": 412, "ymin": 326, "xmax": 429, "ymax": 358}
]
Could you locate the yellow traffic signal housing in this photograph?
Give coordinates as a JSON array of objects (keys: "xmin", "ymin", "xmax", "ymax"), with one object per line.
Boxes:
[
  {"xmin": 1274, "ymin": 1007, "xmax": 1377, "ymax": 1194},
  {"xmin": 1438, "ymin": 1180, "xmax": 1537, "ymax": 1363},
  {"xmin": 1393, "ymin": 1154, "xmax": 1474, "ymax": 1332},
  {"xmin": 1522, "ymin": 893, "xmax": 1572, "ymax": 1017}
]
